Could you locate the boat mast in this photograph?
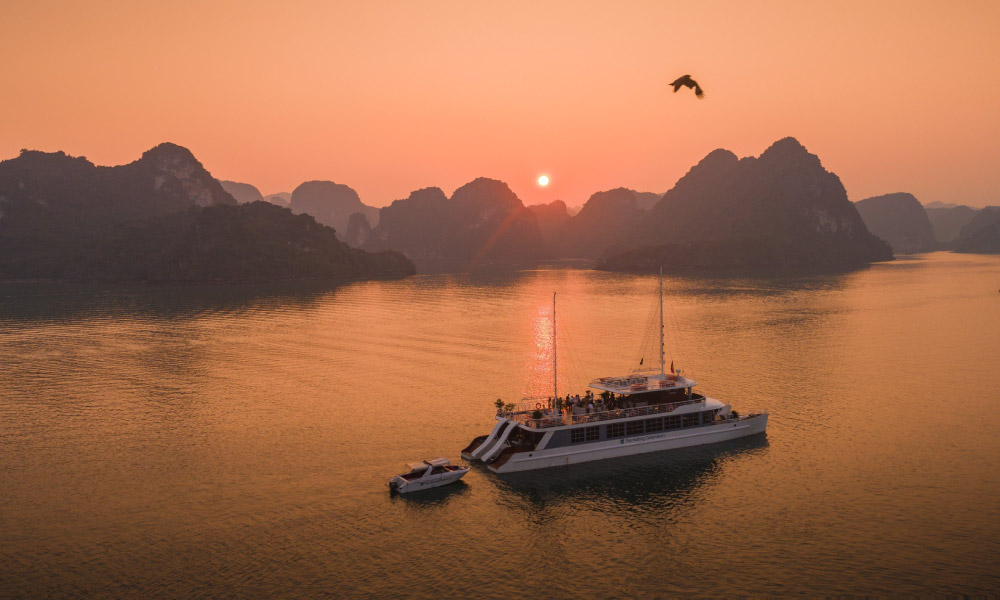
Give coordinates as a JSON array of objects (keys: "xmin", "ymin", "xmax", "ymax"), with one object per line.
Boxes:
[
  {"xmin": 553, "ymin": 292, "xmax": 558, "ymax": 401},
  {"xmin": 659, "ymin": 267, "xmax": 665, "ymax": 376}
]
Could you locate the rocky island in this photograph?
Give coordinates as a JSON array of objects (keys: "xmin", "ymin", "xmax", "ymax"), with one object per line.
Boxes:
[
  {"xmin": 953, "ymin": 207, "xmax": 1000, "ymax": 254},
  {"xmin": 364, "ymin": 177, "xmax": 548, "ymax": 271},
  {"xmin": 219, "ymin": 180, "xmax": 265, "ymax": 204},
  {"xmin": 597, "ymin": 138, "xmax": 893, "ymax": 272},
  {"xmin": 289, "ymin": 180, "xmax": 380, "ymax": 238},
  {"xmin": 0, "ymin": 144, "xmax": 414, "ymax": 283},
  {"xmin": 854, "ymin": 193, "xmax": 936, "ymax": 254}
]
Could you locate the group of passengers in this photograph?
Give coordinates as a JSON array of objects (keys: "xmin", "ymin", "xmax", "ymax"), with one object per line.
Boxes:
[{"xmin": 548, "ymin": 390, "xmax": 630, "ymax": 414}]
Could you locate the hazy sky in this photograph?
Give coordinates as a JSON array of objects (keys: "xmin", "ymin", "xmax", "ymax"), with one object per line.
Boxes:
[{"xmin": 3, "ymin": 0, "xmax": 998, "ymax": 207}]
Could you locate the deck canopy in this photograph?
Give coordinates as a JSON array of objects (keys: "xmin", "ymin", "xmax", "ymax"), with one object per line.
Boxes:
[
  {"xmin": 589, "ymin": 373, "xmax": 697, "ymax": 395},
  {"xmin": 407, "ymin": 457, "xmax": 451, "ymax": 470}
]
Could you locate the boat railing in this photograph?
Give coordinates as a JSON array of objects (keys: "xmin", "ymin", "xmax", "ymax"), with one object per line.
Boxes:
[
  {"xmin": 499, "ymin": 396, "xmax": 553, "ymax": 416},
  {"xmin": 505, "ymin": 396, "xmax": 706, "ymax": 429}
]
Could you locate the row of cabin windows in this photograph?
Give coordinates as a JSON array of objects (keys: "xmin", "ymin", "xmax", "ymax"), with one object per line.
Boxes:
[
  {"xmin": 569, "ymin": 410, "xmax": 721, "ymax": 444},
  {"xmin": 605, "ymin": 410, "xmax": 719, "ymax": 439},
  {"xmin": 570, "ymin": 426, "xmax": 601, "ymax": 444}
]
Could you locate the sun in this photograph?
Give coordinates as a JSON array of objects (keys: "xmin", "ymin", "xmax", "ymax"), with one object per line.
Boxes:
[{"xmin": 537, "ymin": 174, "xmax": 550, "ymax": 187}]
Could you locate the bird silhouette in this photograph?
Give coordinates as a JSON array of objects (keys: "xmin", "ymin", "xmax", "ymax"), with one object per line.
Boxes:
[{"xmin": 670, "ymin": 74, "xmax": 704, "ymax": 98}]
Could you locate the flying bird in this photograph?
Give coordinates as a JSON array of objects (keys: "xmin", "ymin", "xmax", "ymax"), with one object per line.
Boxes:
[{"xmin": 670, "ymin": 74, "xmax": 704, "ymax": 98}]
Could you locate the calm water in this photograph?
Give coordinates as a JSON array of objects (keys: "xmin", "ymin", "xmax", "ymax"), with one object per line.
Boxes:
[{"xmin": 2, "ymin": 252, "xmax": 999, "ymax": 597}]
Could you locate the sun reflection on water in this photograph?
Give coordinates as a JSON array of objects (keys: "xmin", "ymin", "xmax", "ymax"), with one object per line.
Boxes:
[{"xmin": 522, "ymin": 303, "xmax": 554, "ymax": 400}]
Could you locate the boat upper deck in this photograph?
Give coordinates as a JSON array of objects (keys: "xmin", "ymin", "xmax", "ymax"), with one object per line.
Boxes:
[
  {"xmin": 505, "ymin": 395, "xmax": 725, "ymax": 429},
  {"xmin": 589, "ymin": 372, "xmax": 697, "ymax": 394}
]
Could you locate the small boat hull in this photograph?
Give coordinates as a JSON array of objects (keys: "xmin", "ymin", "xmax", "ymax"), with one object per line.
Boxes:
[{"xmin": 389, "ymin": 468, "xmax": 470, "ymax": 494}]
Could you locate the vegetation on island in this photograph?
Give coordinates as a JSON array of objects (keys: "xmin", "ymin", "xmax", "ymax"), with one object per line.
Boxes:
[
  {"xmin": 595, "ymin": 138, "xmax": 893, "ymax": 272},
  {"xmin": 0, "ymin": 145, "xmax": 414, "ymax": 283},
  {"xmin": 69, "ymin": 201, "xmax": 414, "ymax": 283}
]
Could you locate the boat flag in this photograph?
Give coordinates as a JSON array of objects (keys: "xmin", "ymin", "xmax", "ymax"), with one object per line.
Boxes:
[{"xmin": 670, "ymin": 360, "xmax": 674, "ymax": 373}]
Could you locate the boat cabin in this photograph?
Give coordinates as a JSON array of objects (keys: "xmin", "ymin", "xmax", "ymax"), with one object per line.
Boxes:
[
  {"xmin": 590, "ymin": 372, "xmax": 697, "ymax": 405},
  {"xmin": 400, "ymin": 458, "xmax": 456, "ymax": 480}
]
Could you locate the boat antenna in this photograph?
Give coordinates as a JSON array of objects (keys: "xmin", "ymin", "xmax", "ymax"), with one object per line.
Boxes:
[
  {"xmin": 659, "ymin": 267, "xmax": 665, "ymax": 376},
  {"xmin": 553, "ymin": 291, "xmax": 558, "ymax": 401}
]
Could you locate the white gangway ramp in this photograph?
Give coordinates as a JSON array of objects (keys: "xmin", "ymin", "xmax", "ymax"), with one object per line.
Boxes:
[
  {"xmin": 468, "ymin": 418, "xmax": 511, "ymax": 461},
  {"xmin": 479, "ymin": 419, "xmax": 518, "ymax": 463}
]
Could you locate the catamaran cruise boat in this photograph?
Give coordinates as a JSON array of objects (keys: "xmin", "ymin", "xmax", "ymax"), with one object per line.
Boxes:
[{"xmin": 461, "ymin": 273, "xmax": 768, "ymax": 473}]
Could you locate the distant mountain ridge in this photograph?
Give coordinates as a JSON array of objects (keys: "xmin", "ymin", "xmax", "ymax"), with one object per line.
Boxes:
[
  {"xmin": 854, "ymin": 193, "xmax": 936, "ymax": 254},
  {"xmin": 598, "ymin": 138, "xmax": 892, "ymax": 271},
  {"xmin": 264, "ymin": 192, "xmax": 291, "ymax": 205},
  {"xmin": 290, "ymin": 181, "xmax": 379, "ymax": 236},
  {"xmin": 554, "ymin": 188, "xmax": 644, "ymax": 259},
  {"xmin": 953, "ymin": 207, "xmax": 1000, "ymax": 254},
  {"xmin": 925, "ymin": 205, "xmax": 978, "ymax": 245},
  {"xmin": 358, "ymin": 138, "xmax": 891, "ymax": 272},
  {"xmin": 924, "ymin": 201, "xmax": 958, "ymax": 210},
  {"xmin": 0, "ymin": 144, "xmax": 236, "ymax": 278},
  {"xmin": 364, "ymin": 177, "xmax": 547, "ymax": 271},
  {"xmin": 923, "ymin": 201, "xmax": 1000, "ymax": 251},
  {"xmin": 526, "ymin": 200, "xmax": 571, "ymax": 247},
  {"xmin": 631, "ymin": 190, "xmax": 663, "ymax": 211},
  {"xmin": 528, "ymin": 189, "xmax": 662, "ymax": 259},
  {"xmin": 71, "ymin": 202, "xmax": 413, "ymax": 282},
  {"xmin": 0, "ymin": 145, "xmax": 414, "ymax": 282},
  {"xmin": 219, "ymin": 180, "xmax": 264, "ymax": 204}
]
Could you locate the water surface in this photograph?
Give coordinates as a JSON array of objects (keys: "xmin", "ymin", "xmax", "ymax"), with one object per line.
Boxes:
[{"xmin": 2, "ymin": 252, "xmax": 999, "ymax": 596}]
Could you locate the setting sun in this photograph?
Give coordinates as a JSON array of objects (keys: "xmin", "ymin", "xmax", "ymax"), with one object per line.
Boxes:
[{"xmin": 537, "ymin": 174, "xmax": 550, "ymax": 187}]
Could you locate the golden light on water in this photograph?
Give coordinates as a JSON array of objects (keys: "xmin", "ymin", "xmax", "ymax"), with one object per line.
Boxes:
[{"xmin": 525, "ymin": 303, "xmax": 555, "ymax": 398}]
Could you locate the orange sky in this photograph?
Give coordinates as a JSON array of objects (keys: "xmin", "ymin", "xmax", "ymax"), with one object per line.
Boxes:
[{"xmin": 2, "ymin": 0, "xmax": 998, "ymax": 208}]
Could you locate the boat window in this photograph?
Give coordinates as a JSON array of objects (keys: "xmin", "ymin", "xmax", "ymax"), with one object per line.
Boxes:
[
  {"xmin": 607, "ymin": 423, "xmax": 625, "ymax": 438},
  {"xmin": 682, "ymin": 413, "xmax": 699, "ymax": 427},
  {"xmin": 586, "ymin": 426, "xmax": 600, "ymax": 441},
  {"xmin": 665, "ymin": 416, "xmax": 681, "ymax": 430},
  {"xmin": 571, "ymin": 428, "xmax": 586, "ymax": 444},
  {"xmin": 645, "ymin": 417, "xmax": 663, "ymax": 433},
  {"xmin": 626, "ymin": 421, "xmax": 643, "ymax": 435},
  {"xmin": 431, "ymin": 466, "xmax": 446, "ymax": 474}
]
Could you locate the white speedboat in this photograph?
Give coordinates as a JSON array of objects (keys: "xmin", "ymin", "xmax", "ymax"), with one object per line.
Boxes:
[
  {"xmin": 388, "ymin": 458, "xmax": 470, "ymax": 494},
  {"xmin": 461, "ymin": 271, "xmax": 768, "ymax": 473}
]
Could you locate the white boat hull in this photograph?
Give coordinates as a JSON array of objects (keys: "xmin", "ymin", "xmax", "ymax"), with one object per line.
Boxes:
[
  {"xmin": 489, "ymin": 414, "xmax": 767, "ymax": 473},
  {"xmin": 390, "ymin": 468, "xmax": 469, "ymax": 493}
]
